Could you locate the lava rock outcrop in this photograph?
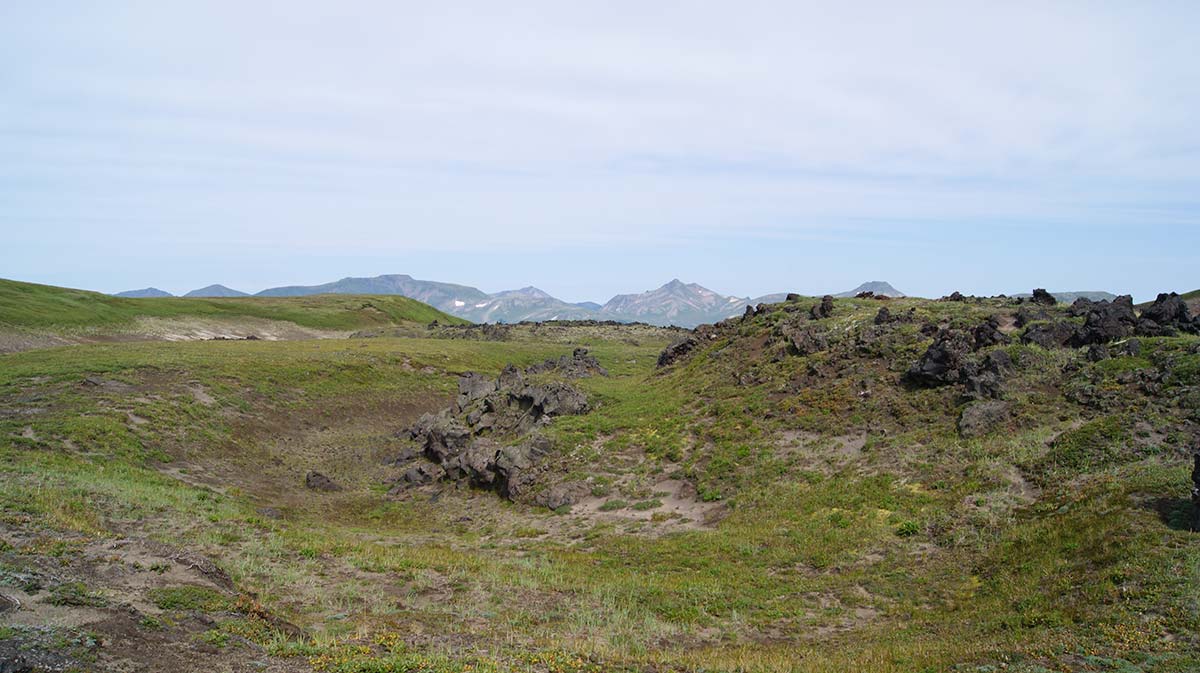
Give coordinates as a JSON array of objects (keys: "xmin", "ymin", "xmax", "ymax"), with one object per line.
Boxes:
[
  {"xmin": 658, "ymin": 337, "xmax": 699, "ymax": 368},
  {"xmin": 1067, "ymin": 296, "xmax": 1138, "ymax": 346},
  {"xmin": 905, "ymin": 322, "xmax": 1013, "ymax": 399},
  {"xmin": 810, "ymin": 295, "xmax": 835, "ymax": 320},
  {"xmin": 1138, "ymin": 292, "xmax": 1199, "ymax": 336},
  {"xmin": 390, "ymin": 348, "xmax": 604, "ymax": 505},
  {"xmin": 1030, "ymin": 288, "xmax": 1058, "ymax": 306}
]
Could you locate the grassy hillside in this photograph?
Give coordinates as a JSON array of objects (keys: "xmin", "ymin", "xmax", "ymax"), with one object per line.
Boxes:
[
  {"xmin": 0, "ymin": 294, "xmax": 1197, "ymax": 672},
  {"xmin": 0, "ymin": 278, "xmax": 466, "ymax": 331}
]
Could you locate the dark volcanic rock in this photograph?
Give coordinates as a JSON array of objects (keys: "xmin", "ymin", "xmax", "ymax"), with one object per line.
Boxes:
[
  {"xmin": 409, "ymin": 413, "xmax": 472, "ymax": 463},
  {"xmin": 1138, "ymin": 292, "xmax": 1199, "ymax": 336},
  {"xmin": 520, "ymin": 381, "xmax": 589, "ymax": 416},
  {"xmin": 535, "ymin": 481, "xmax": 591, "ymax": 510},
  {"xmin": 780, "ymin": 324, "xmax": 829, "ymax": 356},
  {"xmin": 1142, "ymin": 292, "xmax": 1192, "ymax": 326},
  {"xmin": 1192, "ymin": 453, "xmax": 1200, "ymax": 531},
  {"xmin": 1031, "ymin": 288, "xmax": 1057, "ymax": 306},
  {"xmin": 1135, "ymin": 319, "xmax": 1178, "ymax": 338},
  {"xmin": 962, "ymin": 350, "xmax": 1013, "ymax": 400},
  {"xmin": 1069, "ymin": 295, "xmax": 1137, "ymax": 346},
  {"xmin": 456, "ymin": 372, "xmax": 497, "ymax": 410},
  {"xmin": 874, "ymin": 307, "xmax": 915, "ymax": 326},
  {"xmin": 1068, "ymin": 297, "xmax": 1095, "ymax": 317},
  {"xmin": 1021, "ymin": 321, "xmax": 1077, "ymax": 349},
  {"xmin": 810, "ymin": 295, "xmax": 835, "ymax": 320},
  {"xmin": 1119, "ymin": 339, "xmax": 1142, "ymax": 357},
  {"xmin": 393, "ymin": 461, "xmax": 445, "ymax": 492},
  {"xmin": 397, "ymin": 351, "xmax": 600, "ymax": 502},
  {"xmin": 524, "ymin": 348, "xmax": 609, "ymax": 378},
  {"xmin": 972, "ymin": 317, "xmax": 1010, "ymax": 350},
  {"xmin": 1015, "ymin": 306, "xmax": 1051, "ymax": 328},
  {"xmin": 305, "ymin": 471, "xmax": 342, "ymax": 492},
  {"xmin": 907, "ymin": 326, "xmax": 1013, "ymax": 396},
  {"xmin": 658, "ymin": 337, "xmax": 699, "ymax": 367},
  {"xmin": 958, "ymin": 400, "xmax": 1010, "ymax": 438},
  {"xmin": 905, "ymin": 329, "xmax": 972, "ymax": 386},
  {"xmin": 940, "ymin": 291, "xmax": 967, "ymax": 302}
]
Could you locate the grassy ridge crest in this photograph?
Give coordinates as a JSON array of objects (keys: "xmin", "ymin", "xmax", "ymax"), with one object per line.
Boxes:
[{"xmin": 0, "ymin": 278, "xmax": 467, "ymax": 330}]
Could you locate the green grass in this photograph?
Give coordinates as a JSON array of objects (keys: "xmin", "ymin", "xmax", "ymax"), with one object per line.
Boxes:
[
  {"xmin": 1025, "ymin": 416, "xmax": 1131, "ymax": 480},
  {"xmin": 148, "ymin": 586, "xmax": 233, "ymax": 612},
  {"xmin": 46, "ymin": 582, "xmax": 108, "ymax": 607},
  {"xmin": 0, "ymin": 277, "xmax": 466, "ymax": 330},
  {"xmin": 1, "ymin": 295, "xmax": 1198, "ymax": 672}
]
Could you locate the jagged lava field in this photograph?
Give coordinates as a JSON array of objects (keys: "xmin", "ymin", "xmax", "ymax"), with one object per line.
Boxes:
[{"xmin": 1, "ymin": 279, "xmax": 1200, "ymax": 672}]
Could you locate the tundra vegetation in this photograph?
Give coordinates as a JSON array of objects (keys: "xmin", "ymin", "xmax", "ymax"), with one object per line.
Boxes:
[{"xmin": 0, "ymin": 280, "xmax": 1198, "ymax": 672}]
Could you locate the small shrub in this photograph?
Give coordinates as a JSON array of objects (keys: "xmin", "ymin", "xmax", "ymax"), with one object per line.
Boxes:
[
  {"xmin": 895, "ymin": 520, "xmax": 921, "ymax": 537},
  {"xmin": 200, "ymin": 629, "xmax": 230, "ymax": 648},
  {"xmin": 631, "ymin": 499, "xmax": 663, "ymax": 511},
  {"xmin": 148, "ymin": 586, "xmax": 232, "ymax": 612},
  {"xmin": 1031, "ymin": 416, "xmax": 1129, "ymax": 479},
  {"xmin": 598, "ymin": 499, "xmax": 628, "ymax": 512},
  {"xmin": 46, "ymin": 582, "xmax": 107, "ymax": 607}
]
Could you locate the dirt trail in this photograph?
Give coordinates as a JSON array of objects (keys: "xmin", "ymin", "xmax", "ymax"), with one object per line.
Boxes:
[
  {"xmin": 0, "ymin": 316, "xmax": 349, "ymax": 354},
  {"xmin": 571, "ymin": 478, "xmax": 726, "ymax": 530}
]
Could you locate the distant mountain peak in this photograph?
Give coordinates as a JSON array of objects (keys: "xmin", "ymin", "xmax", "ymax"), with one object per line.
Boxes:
[
  {"xmin": 835, "ymin": 281, "xmax": 905, "ymax": 298},
  {"xmin": 599, "ymin": 279, "xmax": 749, "ymax": 326},
  {"xmin": 513, "ymin": 286, "xmax": 553, "ymax": 298},
  {"xmin": 184, "ymin": 284, "xmax": 248, "ymax": 298},
  {"xmin": 114, "ymin": 287, "xmax": 173, "ymax": 298}
]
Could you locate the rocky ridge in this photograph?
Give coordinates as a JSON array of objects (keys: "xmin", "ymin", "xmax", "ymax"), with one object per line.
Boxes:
[{"xmin": 655, "ymin": 289, "xmax": 1200, "ymax": 444}]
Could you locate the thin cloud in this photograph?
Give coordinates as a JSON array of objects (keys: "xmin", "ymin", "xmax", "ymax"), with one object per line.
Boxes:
[{"xmin": 1, "ymin": 2, "xmax": 1198, "ymax": 298}]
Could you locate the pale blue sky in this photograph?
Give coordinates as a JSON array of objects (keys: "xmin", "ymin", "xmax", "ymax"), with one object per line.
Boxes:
[{"xmin": 2, "ymin": 1, "xmax": 1198, "ymax": 302}]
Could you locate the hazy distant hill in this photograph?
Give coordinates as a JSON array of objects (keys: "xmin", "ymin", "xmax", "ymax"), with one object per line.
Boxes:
[
  {"xmin": 1014, "ymin": 290, "xmax": 1117, "ymax": 303},
  {"xmin": 834, "ymin": 281, "xmax": 906, "ymax": 298},
  {"xmin": 184, "ymin": 284, "xmax": 248, "ymax": 298},
  {"xmin": 114, "ymin": 287, "xmax": 173, "ymax": 298}
]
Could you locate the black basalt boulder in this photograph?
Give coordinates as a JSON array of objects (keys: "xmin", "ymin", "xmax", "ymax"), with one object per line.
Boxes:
[{"xmin": 1031, "ymin": 288, "xmax": 1057, "ymax": 306}]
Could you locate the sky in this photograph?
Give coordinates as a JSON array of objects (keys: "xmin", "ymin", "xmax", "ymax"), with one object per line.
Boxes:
[{"xmin": 2, "ymin": 1, "xmax": 1198, "ymax": 302}]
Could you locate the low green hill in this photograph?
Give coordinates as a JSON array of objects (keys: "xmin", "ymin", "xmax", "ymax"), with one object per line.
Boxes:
[{"xmin": 0, "ymin": 278, "xmax": 467, "ymax": 331}]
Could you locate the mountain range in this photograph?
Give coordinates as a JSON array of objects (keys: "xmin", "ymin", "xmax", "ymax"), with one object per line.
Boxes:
[
  {"xmin": 109, "ymin": 277, "xmax": 915, "ymax": 327},
  {"xmin": 254, "ymin": 275, "xmax": 765, "ymax": 326}
]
